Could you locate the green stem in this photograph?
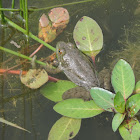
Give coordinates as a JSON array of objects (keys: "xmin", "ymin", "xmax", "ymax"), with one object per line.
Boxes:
[
  {"xmin": 29, "ymin": 0, "xmax": 96, "ymax": 11},
  {"xmin": 19, "ymin": 0, "xmax": 23, "ymax": 17},
  {"xmin": 22, "ymin": 0, "xmax": 26, "ymax": 20},
  {"xmin": 12, "ymin": 0, "xmax": 15, "ymax": 9},
  {"xmin": 0, "ymin": 8, "xmax": 20, "ymax": 11},
  {"xmin": 25, "ymin": 0, "xmax": 29, "ymax": 35},
  {"xmin": 0, "ymin": 0, "xmax": 5, "ymax": 24},
  {"xmin": 0, "ymin": 15, "xmax": 56, "ymax": 52},
  {"xmin": 0, "ymin": 46, "xmax": 46, "ymax": 66}
]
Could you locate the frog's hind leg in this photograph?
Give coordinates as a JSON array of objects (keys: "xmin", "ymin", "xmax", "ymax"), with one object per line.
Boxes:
[{"xmin": 62, "ymin": 87, "xmax": 92, "ymax": 101}]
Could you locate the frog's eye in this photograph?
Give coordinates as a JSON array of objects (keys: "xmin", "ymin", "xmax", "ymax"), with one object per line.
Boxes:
[{"xmin": 58, "ymin": 48, "xmax": 65, "ymax": 55}]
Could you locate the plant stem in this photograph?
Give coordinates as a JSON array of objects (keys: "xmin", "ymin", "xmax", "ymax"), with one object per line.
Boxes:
[
  {"xmin": 20, "ymin": 0, "xmax": 23, "ymax": 17},
  {"xmin": 0, "ymin": 15, "xmax": 56, "ymax": 52},
  {"xmin": 25, "ymin": 0, "xmax": 29, "ymax": 35},
  {"xmin": 0, "ymin": 8, "xmax": 20, "ymax": 11},
  {"xmin": 0, "ymin": 0, "xmax": 5, "ymax": 24},
  {"xmin": 29, "ymin": 0, "xmax": 97, "ymax": 11},
  {"xmin": 0, "ymin": 46, "xmax": 46, "ymax": 66},
  {"xmin": 12, "ymin": 0, "xmax": 15, "ymax": 9},
  {"xmin": 22, "ymin": 0, "xmax": 26, "ymax": 20}
]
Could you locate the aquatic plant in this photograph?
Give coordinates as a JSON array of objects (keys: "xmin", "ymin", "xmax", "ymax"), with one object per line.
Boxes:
[
  {"xmin": 73, "ymin": 16, "xmax": 103, "ymax": 63},
  {"xmin": 52, "ymin": 59, "xmax": 140, "ymax": 140}
]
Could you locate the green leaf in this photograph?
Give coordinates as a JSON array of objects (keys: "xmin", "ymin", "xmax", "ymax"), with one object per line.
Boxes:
[
  {"xmin": 119, "ymin": 118, "xmax": 140, "ymax": 140},
  {"xmin": 48, "ymin": 117, "xmax": 81, "ymax": 140},
  {"xmin": 114, "ymin": 92, "xmax": 125, "ymax": 113},
  {"xmin": 40, "ymin": 80, "xmax": 77, "ymax": 102},
  {"xmin": 134, "ymin": 81, "xmax": 140, "ymax": 94},
  {"xmin": 112, "ymin": 113, "xmax": 125, "ymax": 132},
  {"xmin": 126, "ymin": 94, "xmax": 140, "ymax": 117},
  {"xmin": 53, "ymin": 99, "xmax": 104, "ymax": 119},
  {"xmin": 73, "ymin": 16, "xmax": 103, "ymax": 57},
  {"xmin": 111, "ymin": 59, "xmax": 135, "ymax": 100},
  {"xmin": 90, "ymin": 87, "xmax": 115, "ymax": 112}
]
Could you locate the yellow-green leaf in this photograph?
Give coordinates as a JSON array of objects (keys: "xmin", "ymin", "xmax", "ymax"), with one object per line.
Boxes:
[{"xmin": 48, "ymin": 117, "xmax": 81, "ymax": 140}]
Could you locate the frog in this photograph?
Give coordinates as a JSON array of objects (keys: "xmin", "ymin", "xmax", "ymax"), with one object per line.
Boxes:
[{"xmin": 44, "ymin": 41, "xmax": 111, "ymax": 100}]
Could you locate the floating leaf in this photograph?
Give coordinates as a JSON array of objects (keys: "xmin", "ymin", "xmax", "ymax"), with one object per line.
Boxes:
[
  {"xmin": 73, "ymin": 16, "xmax": 103, "ymax": 58},
  {"xmin": 119, "ymin": 118, "xmax": 140, "ymax": 140},
  {"xmin": 48, "ymin": 7, "xmax": 69, "ymax": 28},
  {"xmin": 39, "ymin": 13, "xmax": 50, "ymax": 27},
  {"xmin": 111, "ymin": 59, "xmax": 135, "ymax": 100},
  {"xmin": 126, "ymin": 94, "xmax": 140, "ymax": 117},
  {"xmin": 112, "ymin": 113, "xmax": 125, "ymax": 132},
  {"xmin": 20, "ymin": 69, "xmax": 48, "ymax": 89},
  {"xmin": 90, "ymin": 87, "xmax": 115, "ymax": 112},
  {"xmin": 53, "ymin": 98, "xmax": 104, "ymax": 118},
  {"xmin": 114, "ymin": 92, "xmax": 125, "ymax": 113},
  {"xmin": 134, "ymin": 81, "xmax": 140, "ymax": 94},
  {"xmin": 38, "ymin": 8, "xmax": 69, "ymax": 43},
  {"xmin": 48, "ymin": 117, "xmax": 81, "ymax": 140},
  {"xmin": 0, "ymin": 117, "xmax": 30, "ymax": 133},
  {"xmin": 40, "ymin": 80, "xmax": 77, "ymax": 102}
]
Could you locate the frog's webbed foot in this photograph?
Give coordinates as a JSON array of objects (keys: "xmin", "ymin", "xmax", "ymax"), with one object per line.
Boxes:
[
  {"xmin": 44, "ymin": 62, "xmax": 62, "ymax": 74},
  {"xmin": 62, "ymin": 86, "xmax": 92, "ymax": 101},
  {"xmin": 31, "ymin": 55, "xmax": 37, "ymax": 69},
  {"xmin": 98, "ymin": 68, "xmax": 111, "ymax": 91}
]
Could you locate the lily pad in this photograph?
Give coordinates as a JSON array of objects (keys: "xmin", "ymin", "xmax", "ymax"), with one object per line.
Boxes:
[
  {"xmin": 48, "ymin": 117, "xmax": 81, "ymax": 140},
  {"xmin": 40, "ymin": 80, "xmax": 77, "ymax": 102},
  {"xmin": 73, "ymin": 16, "xmax": 103, "ymax": 58},
  {"xmin": 114, "ymin": 92, "xmax": 125, "ymax": 113},
  {"xmin": 119, "ymin": 118, "xmax": 140, "ymax": 140},
  {"xmin": 53, "ymin": 98, "xmax": 104, "ymax": 118},
  {"xmin": 20, "ymin": 69, "xmax": 48, "ymax": 89},
  {"xmin": 134, "ymin": 81, "xmax": 140, "ymax": 94},
  {"xmin": 111, "ymin": 59, "xmax": 135, "ymax": 100},
  {"xmin": 126, "ymin": 94, "xmax": 140, "ymax": 117},
  {"xmin": 90, "ymin": 87, "xmax": 115, "ymax": 112},
  {"xmin": 112, "ymin": 113, "xmax": 125, "ymax": 132}
]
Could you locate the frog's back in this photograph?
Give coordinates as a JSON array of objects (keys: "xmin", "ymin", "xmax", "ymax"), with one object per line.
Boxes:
[{"xmin": 59, "ymin": 42, "xmax": 99, "ymax": 90}]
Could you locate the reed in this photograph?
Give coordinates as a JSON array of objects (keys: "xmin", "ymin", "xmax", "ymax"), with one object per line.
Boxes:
[
  {"xmin": 12, "ymin": 0, "xmax": 15, "ymax": 9},
  {"xmin": 25, "ymin": 0, "xmax": 29, "ymax": 35},
  {"xmin": 0, "ymin": 0, "xmax": 5, "ymax": 24}
]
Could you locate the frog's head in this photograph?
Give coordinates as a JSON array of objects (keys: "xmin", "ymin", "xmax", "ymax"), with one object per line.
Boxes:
[{"xmin": 56, "ymin": 41, "xmax": 74, "ymax": 63}]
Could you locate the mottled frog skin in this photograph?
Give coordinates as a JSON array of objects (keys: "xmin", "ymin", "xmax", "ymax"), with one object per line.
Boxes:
[{"xmin": 56, "ymin": 41, "xmax": 100, "ymax": 91}]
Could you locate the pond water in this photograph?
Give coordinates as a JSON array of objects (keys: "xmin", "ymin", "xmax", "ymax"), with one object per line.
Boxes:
[{"xmin": 0, "ymin": 0, "xmax": 140, "ymax": 140}]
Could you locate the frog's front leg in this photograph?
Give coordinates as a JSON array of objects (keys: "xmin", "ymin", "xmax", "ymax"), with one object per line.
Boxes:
[
  {"xmin": 31, "ymin": 55, "xmax": 37, "ymax": 69},
  {"xmin": 44, "ymin": 62, "xmax": 62, "ymax": 74}
]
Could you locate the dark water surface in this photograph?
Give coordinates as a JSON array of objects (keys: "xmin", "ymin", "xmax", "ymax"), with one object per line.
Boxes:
[{"xmin": 0, "ymin": 0, "xmax": 139, "ymax": 140}]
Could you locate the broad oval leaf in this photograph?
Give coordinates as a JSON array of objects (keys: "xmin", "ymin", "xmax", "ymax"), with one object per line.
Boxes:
[
  {"xmin": 53, "ymin": 98, "xmax": 104, "ymax": 118},
  {"xmin": 90, "ymin": 87, "xmax": 115, "ymax": 112},
  {"xmin": 73, "ymin": 16, "xmax": 103, "ymax": 57},
  {"xmin": 48, "ymin": 117, "xmax": 81, "ymax": 140},
  {"xmin": 134, "ymin": 81, "xmax": 140, "ymax": 94},
  {"xmin": 126, "ymin": 94, "xmax": 140, "ymax": 117},
  {"xmin": 119, "ymin": 118, "xmax": 140, "ymax": 140},
  {"xmin": 112, "ymin": 113, "xmax": 125, "ymax": 132},
  {"xmin": 114, "ymin": 92, "xmax": 125, "ymax": 113},
  {"xmin": 40, "ymin": 80, "xmax": 77, "ymax": 102},
  {"xmin": 111, "ymin": 59, "xmax": 135, "ymax": 100}
]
